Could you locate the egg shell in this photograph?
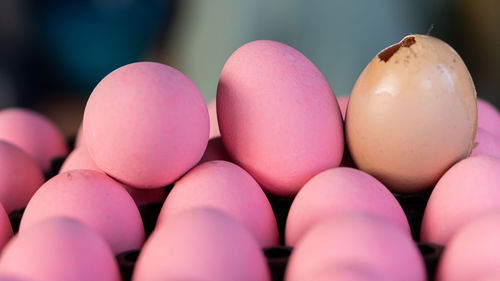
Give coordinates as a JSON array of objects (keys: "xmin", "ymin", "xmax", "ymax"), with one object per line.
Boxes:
[
  {"xmin": 435, "ymin": 212, "xmax": 500, "ymax": 281},
  {"xmin": 74, "ymin": 123, "xmax": 84, "ymax": 148},
  {"xmin": 312, "ymin": 264, "xmax": 387, "ymax": 281},
  {"xmin": 198, "ymin": 137, "xmax": 231, "ymax": 164},
  {"xmin": 0, "ymin": 108, "xmax": 68, "ymax": 172},
  {"xmin": 59, "ymin": 147, "xmax": 166, "ymax": 206},
  {"xmin": 0, "ymin": 217, "xmax": 120, "ymax": 281},
  {"xmin": 338, "ymin": 95, "xmax": 349, "ymax": 120},
  {"xmin": 285, "ymin": 167, "xmax": 410, "ymax": 246},
  {"xmin": 477, "ymin": 98, "xmax": 500, "ymax": 137},
  {"xmin": 0, "ymin": 203, "xmax": 12, "ymax": 251},
  {"xmin": 345, "ymin": 34, "xmax": 477, "ymax": 193},
  {"xmin": 133, "ymin": 208, "xmax": 271, "ymax": 281},
  {"xmin": 19, "ymin": 169, "xmax": 144, "ymax": 253},
  {"xmin": 421, "ymin": 155, "xmax": 500, "ymax": 245},
  {"xmin": 471, "ymin": 127, "xmax": 500, "ymax": 158},
  {"xmin": 207, "ymin": 99, "xmax": 220, "ymax": 138},
  {"xmin": 59, "ymin": 147, "xmax": 100, "ymax": 173},
  {"xmin": 157, "ymin": 160, "xmax": 279, "ymax": 246},
  {"xmin": 0, "ymin": 141, "xmax": 45, "ymax": 214},
  {"xmin": 0, "ymin": 274, "xmax": 32, "ymax": 281},
  {"xmin": 284, "ymin": 213, "xmax": 425, "ymax": 281},
  {"xmin": 83, "ymin": 62, "xmax": 209, "ymax": 189},
  {"xmin": 217, "ymin": 40, "xmax": 344, "ymax": 196}
]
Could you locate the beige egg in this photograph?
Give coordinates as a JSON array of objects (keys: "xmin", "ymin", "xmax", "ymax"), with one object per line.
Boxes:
[{"xmin": 345, "ymin": 34, "xmax": 477, "ymax": 193}]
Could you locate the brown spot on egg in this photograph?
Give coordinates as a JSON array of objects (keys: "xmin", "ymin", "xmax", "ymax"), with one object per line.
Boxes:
[{"xmin": 345, "ymin": 34, "xmax": 477, "ymax": 193}]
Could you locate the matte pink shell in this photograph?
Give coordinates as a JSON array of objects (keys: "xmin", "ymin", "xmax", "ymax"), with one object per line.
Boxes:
[
  {"xmin": 0, "ymin": 141, "xmax": 44, "ymax": 214},
  {"xmin": 207, "ymin": 99, "xmax": 220, "ymax": 138},
  {"xmin": 285, "ymin": 167, "xmax": 410, "ymax": 246},
  {"xmin": 478, "ymin": 98, "xmax": 500, "ymax": 137},
  {"xmin": 421, "ymin": 155, "xmax": 500, "ymax": 245},
  {"xmin": 198, "ymin": 137, "xmax": 231, "ymax": 164},
  {"xmin": 0, "ymin": 108, "xmax": 68, "ymax": 172},
  {"xmin": 217, "ymin": 40, "xmax": 344, "ymax": 196},
  {"xmin": 133, "ymin": 208, "xmax": 271, "ymax": 281},
  {"xmin": 436, "ymin": 212, "xmax": 500, "ymax": 281},
  {"xmin": 60, "ymin": 147, "xmax": 166, "ymax": 206},
  {"xmin": 285, "ymin": 213, "xmax": 426, "ymax": 281},
  {"xmin": 0, "ymin": 217, "xmax": 120, "ymax": 281},
  {"xmin": 157, "ymin": 160, "xmax": 279, "ymax": 246},
  {"xmin": 338, "ymin": 95, "xmax": 349, "ymax": 120},
  {"xmin": 471, "ymin": 127, "xmax": 500, "ymax": 158},
  {"xmin": 19, "ymin": 170, "xmax": 144, "ymax": 253},
  {"xmin": 0, "ymin": 203, "xmax": 13, "ymax": 251},
  {"xmin": 83, "ymin": 62, "xmax": 209, "ymax": 188}
]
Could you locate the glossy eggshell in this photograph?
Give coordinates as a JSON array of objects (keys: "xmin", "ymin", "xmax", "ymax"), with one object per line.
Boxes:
[
  {"xmin": 477, "ymin": 98, "xmax": 500, "ymax": 137},
  {"xmin": 0, "ymin": 203, "xmax": 13, "ymax": 251},
  {"xmin": 346, "ymin": 34, "xmax": 477, "ymax": 193},
  {"xmin": 421, "ymin": 156, "xmax": 500, "ymax": 245},
  {"xmin": 83, "ymin": 62, "xmax": 209, "ymax": 189},
  {"xmin": 157, "ymin": 160, "xmax": 278, "ymax": 246},
  {"xmin": 436, "ymin": 212, "xmax": 500, "ymax": 281},
  {"xmin": 0, "ymin": 217, "xmax": 120, "ymax": 281},
  {"xmin": 59, "ymin": 147, "xmax": 166, "ymax": 206},
  {"xmin": 198, "ymin": 137, "xmax": 231, "ymax": 164},
  {"xmin": 133, "ymin": 208, "xmax": 271, "ymax": 281},
  {"xmin": 285, "ymin": 167, "xmax": 409, "ymax": 246},
  {"xmin": 0, "ymin": 108, "xmax": 68, "ymax": 172},
  {"xmin": 285, "ymin": 213, "xmax": 425, "ymax": 281},
  {"xmin": 19, "ymin": 169, "xmax": 144, "ymax": 253},
  {"xmin": 471, "ymin": 127, "xmax": 500, "ymax": 158},
  {"xmin": 207, "ymin": 99, "xmax": 220, "ymax": 138},
  {"xmin": 0, "ymin": 141, "xmax": 44, "ymax": 214},
  {"xmin": 217, "ymin": 40, "xmax": 344, "ymax": 196}
]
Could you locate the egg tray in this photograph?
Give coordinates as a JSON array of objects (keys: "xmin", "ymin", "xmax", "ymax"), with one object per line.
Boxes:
[{"xmin": 19, "ymin": 155, "xmax": 441, "ymax": 281}]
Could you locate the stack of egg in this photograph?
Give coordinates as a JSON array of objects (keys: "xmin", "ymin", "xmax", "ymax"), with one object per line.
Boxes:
[{"xmin": 0, "ymin": 34, "xmax": 498, "ymax": 281}]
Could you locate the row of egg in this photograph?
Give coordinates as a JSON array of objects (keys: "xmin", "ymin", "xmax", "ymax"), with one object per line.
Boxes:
[{"xmin": 0, "ymin": 34, "xmax": 498, "ymax": 280}]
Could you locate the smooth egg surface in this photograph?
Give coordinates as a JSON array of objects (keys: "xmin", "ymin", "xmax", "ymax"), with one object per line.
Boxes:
[{"xmin": 217, "ymin": 40, "xmax": 344, "ymax": 196}]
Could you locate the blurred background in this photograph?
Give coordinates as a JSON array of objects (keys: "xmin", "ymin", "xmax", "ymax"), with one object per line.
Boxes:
[{"xmin": 1, "ymin": 0, "xmax": 499, "ymax": 136}]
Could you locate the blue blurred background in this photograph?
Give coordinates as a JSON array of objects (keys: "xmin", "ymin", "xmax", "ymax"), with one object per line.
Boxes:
[{"xmin": 1, "ymin": 0, "xmax": 498, "ymax": 135}]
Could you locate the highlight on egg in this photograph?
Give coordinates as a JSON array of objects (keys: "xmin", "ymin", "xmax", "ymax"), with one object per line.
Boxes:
[{"xmin": 345, "ymin": 34, "xmax": 477, "ymax": 193}]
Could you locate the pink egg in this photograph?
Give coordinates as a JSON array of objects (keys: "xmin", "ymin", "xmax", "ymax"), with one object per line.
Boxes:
[
  {"xmin": 285, "ymin": 167, "xmax": 410, "ymax": 246},
  {"xmin": 312, "ymin": 264, "xmax": 387, "ymax": 281},
  {"xmin": 0, "ymin": 141, "xmax": 44, "ymax": 214},
  {"xmin": 133, "ymin": 208, "xmax": 271, "ymax": 281},
  {"xmin": 207, "ymin": 99, "xmax": 220, "ymax": 138},
  {"xmin": 338, "ymin": 95, "xmax": 349, "ymax": 120},
  {"xmin": 471, "ymin": 127, "xmax": 500, "ymax": 158},
  {"xmin": 421, "ymin": 155, "xmax": 500, "ymax": 245},
  {"xmin": 285, "ymin": 213, "xmax": 425, "ymax": 281},
  {"xmin": 83, "ymin": 62, "xmax": 209, "ymax": 189},
  {"xmin": 198, "ymin": 137, "xmax": 231, "ymax": 164},
  {"xmin": 59, "ymin": 147, "xmax": 100, "ymax": 173},
  {"xmin": 0, "ymin": 204, "xmax": 13, "ymax": 251},
  {"xmin": 20, "ymin": 169, "xmax": 144, "ymax": 253},
  {"xmin": 436, "ymin": 212, "xmax": 500, "ymax": 281},
  {"xmin": 74, "ymin": 123, "xmax": 84, "ymax": 148},
  {"xmin": 0, "ymin": 217, "xmax": 120, "ymax": 281},
  {"xmin": 217, "ymin": 40, "xmax": 344, "ymax": 196},
  {"xmin": 0, "ymin": 274, "xmax": 32, "ymax": 281},
  {"xmin": 157, "ymin": 160, "xmax": 278, "ymax": 246},
  {"xmin": 478, "ymin": 98, "xmax": 500, "ymax": 137},
  {"xmin": 59, "ymin": 147, "xmax": 166, "ymax": 206},
  {"xmin": 0, "ymin": 108, "xmax": 68, "ymax": 172}
]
